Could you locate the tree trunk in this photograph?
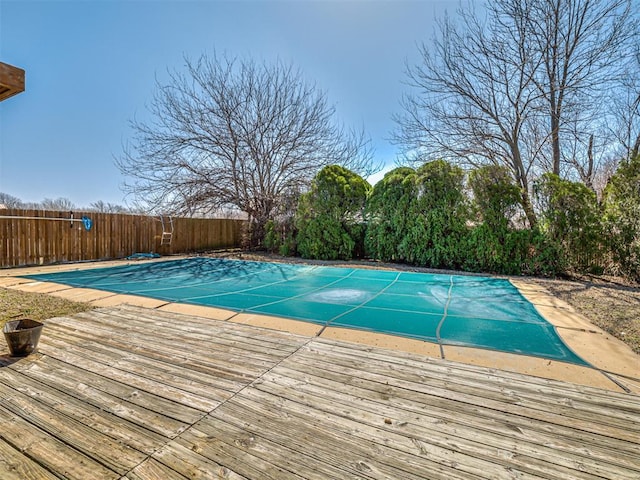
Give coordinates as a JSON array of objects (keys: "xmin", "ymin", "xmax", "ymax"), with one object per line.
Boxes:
[
  {"xmin": 511, "ymin": 145, "xmax": 537, "ymax": 227},
  {"xmin": 250, "ymin": 218, "xmax": 267, "ymax": 249},
  {"xmin": 632, "ymin": 131, "xmax": 640, "ymax": 160},
  {"xmin": 551, "ymin": 109, "xmax": 561, "ymax": 175},
  {"xmin": 521, "ymin": 189, "xmax": 537, "ymax": 229},
  {"xmin": 585, "ymin": 133, "xmax": 594, "ymax": 190}
]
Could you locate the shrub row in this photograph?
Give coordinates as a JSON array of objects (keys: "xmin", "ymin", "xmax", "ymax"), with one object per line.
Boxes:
[{"xmin": 264, "ymin": 157, "xmax": 640, "ymax": 280}]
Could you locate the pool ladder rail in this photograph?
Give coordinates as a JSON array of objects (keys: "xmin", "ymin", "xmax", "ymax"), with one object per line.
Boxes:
[{"xmin": 160, "ymin": 215, "xmax": 174, "ymax": 246}]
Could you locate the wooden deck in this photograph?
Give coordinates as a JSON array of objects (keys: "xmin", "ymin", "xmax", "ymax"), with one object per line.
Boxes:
[{"xmin": 0, "ymin": 306, "xmax": 638, "ymax": 479}]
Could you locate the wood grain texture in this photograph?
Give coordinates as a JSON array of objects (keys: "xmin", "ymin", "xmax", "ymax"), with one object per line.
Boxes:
[
  {"xmin": 0, "ymin": 208, "xmax": 245, "ymax": 267},
  {"xmin": 0, "ymin": 305, "xmax": 637, "ymax": 479},
  {"xmin": 0, "ymin": 61, "xmax": 25, "ymax": 101}
]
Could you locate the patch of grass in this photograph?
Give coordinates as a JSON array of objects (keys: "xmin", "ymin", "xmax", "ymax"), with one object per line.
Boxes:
[{"xmin": 0, "ymin": 287, "xmax": 93, "ymax": 329}]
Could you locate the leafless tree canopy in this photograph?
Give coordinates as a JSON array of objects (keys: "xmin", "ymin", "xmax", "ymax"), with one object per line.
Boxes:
[
  {"xmin": 40, "ymin": 197, "xmax": 75, "ymax": 211},
  {"xmin": 0, "ymin": 192, "xmax": 23, "ymax": 209},
  {"xmin": 525, "ymin": 0, "xmax": 634, "ymax": 176},
  {"xmin": 612, "ymin": 47, "xmax": 640, "ymax": 163},
  {"xmin": 394, "ymin": 0, "xmax": 636, "ymax": 224},
  {"xmin": 89, "ymin": 200, "xmax": 130, "ymax": 214},
  {"xmin": 0, "ymin": 193, "xmax": 129, "ymax": 212},
  {"xmin": 394, "ymin": 2, "xmax": 545, "ymax": 224},
  {"xmin": 117, "ymin": 54, "xmax": 375, "ymax": 243}
]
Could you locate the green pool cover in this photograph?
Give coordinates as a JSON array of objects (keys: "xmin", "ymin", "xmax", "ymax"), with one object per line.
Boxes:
[{"xmin": 24, "ymin": 257, "xmax": 587, "ymax": 365}]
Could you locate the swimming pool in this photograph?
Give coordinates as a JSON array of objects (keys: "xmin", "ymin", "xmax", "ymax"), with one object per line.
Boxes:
[{"xmin": 24, "ymin": 257, "xmax": 587, "ymax": 365}]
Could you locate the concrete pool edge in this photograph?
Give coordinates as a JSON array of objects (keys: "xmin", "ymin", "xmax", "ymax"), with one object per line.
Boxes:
[
  {"xmin": 511, "ymin": 278, "xmax": 640, "ymax": 389},
  {"xmin": 2, "ymin": 258, "xmax": 638, "ymax": 393}
]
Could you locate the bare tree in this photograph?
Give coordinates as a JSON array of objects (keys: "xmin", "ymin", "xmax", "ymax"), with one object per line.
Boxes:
[
  {"xmin": 612, "ymin": 46, "xmax": 640, "ymax": 162},
  {"xmin": 561, "ymin": 120, "xmax": 618, "ymax": 193},
  {"xmin": 89, "ymin": 200, "xmax": 130, "ymax": 213},
  {"xmin": 40, "ymin": 197, "xmax": 75, "ymax": 211},
  {"xmin": 394, "ymin": 3, "xmax": 543, "ymax": 225},
  {"xmin": 117, "ymin": 53, "xmax": 375, "ymax": 245},
  {"xmin": 0, "ymin": 192, "xmax": 23, "ymax": 208},
  {"xmin": 395, "ymin": 0, "xmax": 636, "ymax": 223},
  {"xmin": 524, "ymin": 0, "xmax": 634, "ymax": 176}
]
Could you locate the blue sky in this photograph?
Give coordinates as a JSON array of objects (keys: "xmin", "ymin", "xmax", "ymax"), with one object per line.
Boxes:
[{"xmin": 0, "ymin": 0, "xmax": 452, "ymax": 207}]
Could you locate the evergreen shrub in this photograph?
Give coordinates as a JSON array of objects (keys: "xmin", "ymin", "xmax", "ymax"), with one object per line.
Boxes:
[{"xmin": 295, "ymin": 165, "xmax": 371, "ymax": 260}]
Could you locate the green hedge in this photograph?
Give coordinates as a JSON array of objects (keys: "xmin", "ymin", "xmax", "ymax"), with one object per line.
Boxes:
[
  {"xmin": 263, "ymin": 158, "xmax": 640, "ymax": 280},
  {"xmin": 295, "ymin": 165, "xmax": 371, "ymax": 260},
  {"xmin": 603, "ymin": 155, "xmax": 640, "ymax": 280},
  {"xmin": 364, "ymin": 167, "xmax": 417, "ymax": 262}
]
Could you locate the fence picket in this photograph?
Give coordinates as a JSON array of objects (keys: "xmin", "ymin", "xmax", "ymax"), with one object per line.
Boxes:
[{"xmin": 0, "ymin": 209, "xmax": 245, "ymax": 268}]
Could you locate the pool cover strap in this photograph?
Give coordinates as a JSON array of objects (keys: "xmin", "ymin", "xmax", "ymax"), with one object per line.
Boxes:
[{"xmin": 24, "ymin": 257, "xmax": 589, "ymax": 366}]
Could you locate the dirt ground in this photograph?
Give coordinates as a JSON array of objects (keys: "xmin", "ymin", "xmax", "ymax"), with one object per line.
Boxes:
[{"xmin": 210, "ymin": 251, "xmax": 640, "ymax": 355}]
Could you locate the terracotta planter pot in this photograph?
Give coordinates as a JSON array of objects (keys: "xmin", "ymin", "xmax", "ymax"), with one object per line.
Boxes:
[{"xmin": 3, "ymin": 319, "xmax": 44, "ymax": 356}]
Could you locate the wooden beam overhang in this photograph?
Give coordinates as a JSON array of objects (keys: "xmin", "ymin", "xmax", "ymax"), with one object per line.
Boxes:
[{"xmin": 0, "ymin": 61, "xmax": 25, "ymax": 102}]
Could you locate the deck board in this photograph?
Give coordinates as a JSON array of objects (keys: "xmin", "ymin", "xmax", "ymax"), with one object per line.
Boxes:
[
  {"xmin": 0, "ymin": 305, "xmax": 638, "ymax": 479},
  {"xmin": 0, "ymin": 438, "xmax": 61, "ymax": 480},
  {"xmin": 298, "ymin": 341, "xmax": 640, "ymax": 435},
  {"xmin": 0, "ymin": 366, "xmax": 166, "ymax": 454},
  {"xmin": 277, "ymin": 355, "xmax": 640, "ymax": 469},
  {"xmin": 6, "ymin": 354, "xmax": 188, "ymax": 437}
]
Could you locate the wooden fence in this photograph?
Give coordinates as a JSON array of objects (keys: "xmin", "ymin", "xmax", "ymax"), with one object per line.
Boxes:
[{"xmin": 0, "ymin": 209, "xmax": 246, "ymax": 268}]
